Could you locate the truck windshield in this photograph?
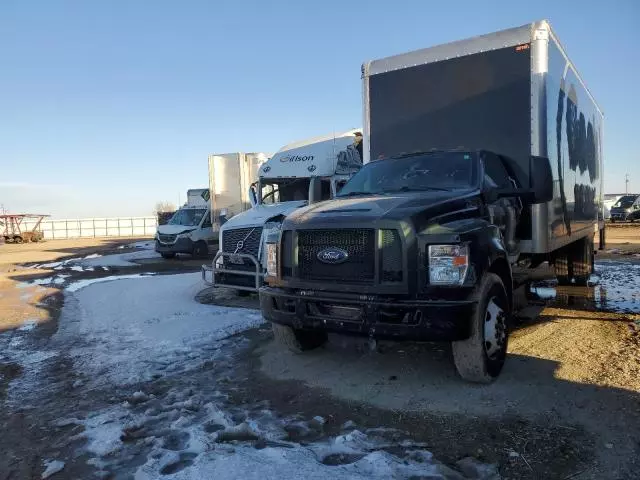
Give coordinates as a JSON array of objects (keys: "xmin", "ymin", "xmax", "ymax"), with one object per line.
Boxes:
[
  {"xmin": 168, "ymin": 208, "xmax": 207, "ymax": 227},
  {"xmin": 337, "ymin": 152, "xmax": 478, "ymax": 197},
  {"xmin": 261, "ymin": 178, "xmax": 311, "ymax": 204},
  {"xmin": 613, "ymin": 196, "xmax": 638, "ymax": 208}
]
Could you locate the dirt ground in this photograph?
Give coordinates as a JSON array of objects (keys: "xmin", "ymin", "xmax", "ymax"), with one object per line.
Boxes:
[{"xmin": 1, "ymin": 230, "xmax": 639, "ymax": 479}]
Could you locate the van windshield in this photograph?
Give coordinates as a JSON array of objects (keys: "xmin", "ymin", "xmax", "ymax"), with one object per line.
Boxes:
[
  {"xmin": 337, "ymin": 152, "xmax": 478, "ymax": 197},
  {"xmin": 613, "ymin": 195, "xmax": 638, "ymax": 208},
  {"xmin": 168, "ymin": 208, "xmax": 207, "ymax": 226}
]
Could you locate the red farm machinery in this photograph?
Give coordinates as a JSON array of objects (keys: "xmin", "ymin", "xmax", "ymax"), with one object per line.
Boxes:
[{"xmin": 0, "ymin": 214, "xmax": 50, "ymax": 244}]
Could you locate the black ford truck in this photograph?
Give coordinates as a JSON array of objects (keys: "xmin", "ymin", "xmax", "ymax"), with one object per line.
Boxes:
[{"xmin": 260, "ymin": 21, "xmax": 605, "ymax": 382}]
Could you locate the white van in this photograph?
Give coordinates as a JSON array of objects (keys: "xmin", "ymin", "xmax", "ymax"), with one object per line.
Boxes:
[{"xmin": 155, "ymin": 189, "xmax": 214, "ymax": 259}]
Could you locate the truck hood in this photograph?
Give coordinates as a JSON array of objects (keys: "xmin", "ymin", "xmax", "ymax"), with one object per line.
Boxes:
[
  {"xmin": 221, "ymin": 201, "xmax": 307, "ymax": 230},
  {"xmin": 156, "ymin": 224, "xmax": 198, "ymax": 235},
  {"xmin": 284, "ymin": 189, "xmax": 480, "ymax": 227}
]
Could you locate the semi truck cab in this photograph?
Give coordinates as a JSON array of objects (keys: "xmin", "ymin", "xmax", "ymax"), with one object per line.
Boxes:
[{"xmin": 207, "ymin": 130, "xmax": 363, "ymax": 293}]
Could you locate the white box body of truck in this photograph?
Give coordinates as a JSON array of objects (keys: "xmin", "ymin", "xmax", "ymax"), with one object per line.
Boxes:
[{"xmin": 362, "ymin": 20, "xmax": 604, "ymax": 256}]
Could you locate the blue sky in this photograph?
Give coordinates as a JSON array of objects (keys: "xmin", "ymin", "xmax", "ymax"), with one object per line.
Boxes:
[{"xmin": 1, "ymin": 0, "xmax": 638, "ymax": 218}]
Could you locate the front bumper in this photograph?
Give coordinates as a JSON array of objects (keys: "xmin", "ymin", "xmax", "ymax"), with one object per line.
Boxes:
[
  {"xmin": 155, "ymin": 237, "xmax": 194, "ymax": 254},
  {"xmin": 202, "ymin": 251, "xmax": 264, "ymax": 292},
  {"xmin": 260, "ymin": 287, "xmax": 476, "ymax": 341},
  {"xmin": 610, "ymin": 211, "xmax": 630, "ymax": 221}
]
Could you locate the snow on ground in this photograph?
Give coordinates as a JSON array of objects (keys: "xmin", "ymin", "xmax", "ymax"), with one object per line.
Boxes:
[
  {"xmin": 79, "ymin": 248, "xmax": 161, "ymax": 267},
  {"xmin": 41, "ymin": 460, "xmax": 65, "ymax": 479},
  {"xmin": 28, "ymin": 240, "xmax": 159, "ymax": 271},
  {"xmin": 118, "ymin": 240, "xmax": 155, "ymax": 250},
  {"xmin": 74, "ymin": 396, "xmax": 469, "ymax": 480},
  {"xmin": 47, "ymin": 272, "xmax": 478, "ymax": 479},
  {"xmin": 3, "ymin": 263, "xmax": 495, "ymax": 478},
  {"xmin": 58, "ymin": 272, "xmax": 264, "ymax": 386},
  {"xmin": 65, "ymin": 273, "xmax": 155, "ymax": 293}
]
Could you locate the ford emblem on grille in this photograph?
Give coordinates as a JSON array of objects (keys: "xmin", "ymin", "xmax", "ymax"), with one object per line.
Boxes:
[{"xmin": 317, "ymin": 247, "xmax": 349, "ymax": 264}]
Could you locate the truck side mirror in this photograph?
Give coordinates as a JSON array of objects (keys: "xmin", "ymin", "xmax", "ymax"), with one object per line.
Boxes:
[
  {"xmin": 309, "ymin": 177, "xmax": 322, "ymax": 204},
  {"xmin": 529, "ymin": 156, "xmax": 553, "ymax": 204},
  {"xmin": 249, "ymin": 184, "xmax": 258, "ymax": 207}
]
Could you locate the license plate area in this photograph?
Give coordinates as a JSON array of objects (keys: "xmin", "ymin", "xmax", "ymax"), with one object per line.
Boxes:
[
  {"xmin": 307, "ymin": 302, "xmax": 363, "ymax": 322},
  {"xmin": 228, "ymin": 254, "xmax": 245, "ymax": 265}
]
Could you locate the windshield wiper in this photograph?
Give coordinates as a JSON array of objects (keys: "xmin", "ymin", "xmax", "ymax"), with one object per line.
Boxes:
[
  {"xmin": 384, "ymin": 186, "xmax": 451, "ymax": 193},
  {"xmin": 337, "ymin": 191, "xmax": 375, "ymax": 197}
]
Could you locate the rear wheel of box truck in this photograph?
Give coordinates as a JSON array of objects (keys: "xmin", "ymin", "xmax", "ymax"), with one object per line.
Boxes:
[
  {"xmin": 553, "ymin": 238, "xmax": 594, "ymax": 286},
  {"xmin": 452, "ymin": 273, "xmax": 509, "ymax": 383},
  {"xmin": 571, "ymin": 238, "xmax": 594, "ymax": 286},
  {"xmin": 272, "ymin": 324, "xmax": 328, "ymax": 353}
]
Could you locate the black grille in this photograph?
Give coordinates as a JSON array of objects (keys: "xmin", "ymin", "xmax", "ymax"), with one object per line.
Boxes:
[
  {"xmin": 380, "ymin": 229, "xmax": 403, "ymax": 282},
  {"xmin": 298, "ymin": 229, "xmax": 375, "ymax": 284},
  {"xmin": 281, "ymin": 230, "xmax": 293, "ymax": 278},
  {"xmin": 222, "ymin": 227, "xmax": 263, "ymax": 270},
  {"xmin": 158, "ymin": 234, "xmax": 177, "ymax": 244}
]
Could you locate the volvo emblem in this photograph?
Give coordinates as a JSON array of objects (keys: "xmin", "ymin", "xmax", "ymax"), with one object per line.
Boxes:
[
  {"xmin": 235, "ymin": 241, "xmax": 244, "ymax": 251},
  {"xmin": 317, "ymin": 248, "xmax": 349, "ymax": 264}
]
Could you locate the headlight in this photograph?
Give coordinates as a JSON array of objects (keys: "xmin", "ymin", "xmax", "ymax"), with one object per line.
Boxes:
[
  {"xmin": 265, "ymin": 242, "xmax": 278, "ymax": 278},
  {"xmin": 428, "ymin": 244, "xmax": 469, "ymax": 285}
]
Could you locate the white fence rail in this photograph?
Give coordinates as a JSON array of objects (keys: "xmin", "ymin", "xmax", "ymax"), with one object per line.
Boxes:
[{"xmin": 21, "ymin": 217, "xmax": 157, "ymax": 240}]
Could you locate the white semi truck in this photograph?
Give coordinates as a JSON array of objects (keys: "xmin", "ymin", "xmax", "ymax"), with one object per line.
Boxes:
[
  {"xmin": 156, "ymin": 153, "xmax": 269, "ymax": 259},
  {"xmin": 203, "ymin": 130, "xmax": 363, "ymax": 293}
]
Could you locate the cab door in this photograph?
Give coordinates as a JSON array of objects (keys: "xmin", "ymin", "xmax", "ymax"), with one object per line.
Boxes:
[{"xmin": 199, "ymin": 211, "xmax": 216, "ymax": 252}]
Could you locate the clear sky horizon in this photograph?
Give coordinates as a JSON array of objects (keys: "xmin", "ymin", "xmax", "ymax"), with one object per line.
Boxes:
[{"xmin": 1, "ymin": 0, "xmax": 638, "ymax": 218}]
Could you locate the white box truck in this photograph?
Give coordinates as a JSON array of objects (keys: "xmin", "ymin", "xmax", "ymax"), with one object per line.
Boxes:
[
  {"xmin": 203, "ymin": 130, "xmax": 363, "ymax": 293},
  {"xmin": 260, "ymin": 20, "xmax": 605, "ymax": 383}
]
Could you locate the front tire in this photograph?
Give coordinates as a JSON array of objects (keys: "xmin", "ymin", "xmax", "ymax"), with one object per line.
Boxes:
[
  {"xmin": 272, "ymin": 323, "xmax": 328, "ymax": 353},
  {"xmin": 192, "ymin": 241, "xmax": 208, "ymax": 258},
  {"xmin": 452, "ymin": 273, "xmax": 509, "ymax": 383}
]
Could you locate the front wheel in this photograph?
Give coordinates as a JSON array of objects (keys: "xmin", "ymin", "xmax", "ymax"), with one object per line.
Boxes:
[
  {"xmin": 192, "ymin": 241, "xmax": 208, "ymax": 258},
  {"xmin": 452, "ymin": 273, "xmax": 509, "ymax": 383},
  {"xmin": 272, "ymin": 323, "xmax": 328, "ymax": 353}
]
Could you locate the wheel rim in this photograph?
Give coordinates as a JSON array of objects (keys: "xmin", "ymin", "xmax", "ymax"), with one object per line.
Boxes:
[{"xmin": 483, "ymin": 296, "xmax": 506, "ymax": 359}]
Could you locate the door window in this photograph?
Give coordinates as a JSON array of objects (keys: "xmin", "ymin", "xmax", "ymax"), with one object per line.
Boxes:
[{"xmin": 483, "ymin": 153, "xmax": 513, "ymax": 188}]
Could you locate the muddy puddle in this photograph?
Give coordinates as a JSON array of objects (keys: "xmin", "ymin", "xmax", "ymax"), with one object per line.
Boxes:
[{"xmin": 530, "ymin": 261, "xmax": 640, "ymax": 315}]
